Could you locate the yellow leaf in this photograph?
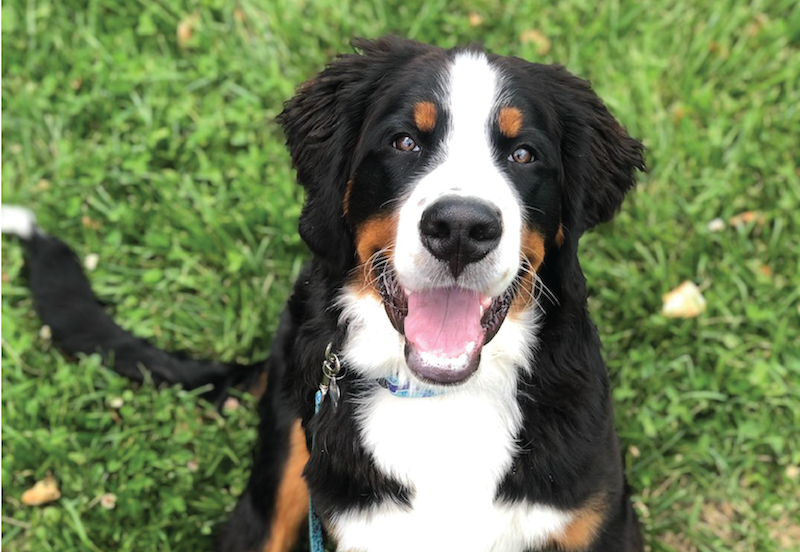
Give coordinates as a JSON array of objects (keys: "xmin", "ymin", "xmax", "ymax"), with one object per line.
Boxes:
[
  {"xmin": 21, "ymin": 476, "xmax": 61, "ymax": 506},
  {"xmin": 661, "ymin": 281, "xmax": 706, "ymax": 318},
  {"xmin": 468, "ymin": 12, "xmax": 483, "ymax": 28},
  {"xmin": 520, "ymin": 29, "xmax": 551, "ymax": 56}
]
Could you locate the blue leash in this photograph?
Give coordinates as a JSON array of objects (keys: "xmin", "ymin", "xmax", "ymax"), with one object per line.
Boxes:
[
  {"xmin": 308, "ymin": 389, "xmax": 326, "ymax": 552},
  {"xmin": 309, "ymin": 344, "xmax": 342, "ymax": 552}
]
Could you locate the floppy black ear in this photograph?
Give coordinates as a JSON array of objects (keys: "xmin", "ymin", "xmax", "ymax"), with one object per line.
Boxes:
[
  {"xmin": 278, "ymin": 37, "xmax": 431, "ymax": 275},
  {"xmin": 549, "ymin": 66, "xmax": 645, "ymax": 234}
]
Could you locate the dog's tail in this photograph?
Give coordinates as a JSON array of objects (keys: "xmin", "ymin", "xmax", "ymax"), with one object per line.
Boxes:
[{"xmin": 1, "ymin": 205, "xmax": 266, "ymax": 405}]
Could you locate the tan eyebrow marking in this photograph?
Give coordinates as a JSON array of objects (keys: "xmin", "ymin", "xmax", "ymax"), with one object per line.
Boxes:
[
  {"xmin": 413, "ymin": 101, "xmax": 437, "ymax": 132},
  {"xmin": 498, "ymin": 107, "xmax": 523, "ymax": 138}
]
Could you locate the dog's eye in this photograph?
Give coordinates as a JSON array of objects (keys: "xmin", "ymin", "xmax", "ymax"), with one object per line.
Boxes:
[
  {"xmin": 393, "ymin": 134, "xmax": 421, "ymax": 152},
  {"xmin": 508, "ymin": 147, "xmax": 534, "ymax": 164}
]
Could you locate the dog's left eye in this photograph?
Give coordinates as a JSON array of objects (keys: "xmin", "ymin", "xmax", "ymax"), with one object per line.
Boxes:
[
  {"xmin": 508, "ymin": 147, "xmax": 535, "ymax": 164},
  {"xmin": 393, "ymin": 134, "xmax": 421, "ymax": 152}
]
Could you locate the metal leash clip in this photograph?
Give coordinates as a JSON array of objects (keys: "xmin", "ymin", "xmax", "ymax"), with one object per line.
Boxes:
[{"xmin": 318, "ymin": 342, "xmax": 343, "ymax": 411}]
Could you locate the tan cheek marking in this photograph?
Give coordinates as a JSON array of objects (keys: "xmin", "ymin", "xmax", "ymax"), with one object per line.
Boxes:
[
  {"xmin": 510, "ymin": 229, "xmax": 545, "ymax": 315},
  {"xmin": 549, "ymin": 499, "xmax": 607, "ymax": 551},
  {"xmin": 261, "ymin": 420, "xmax": 309, "ymax": 552},
  {"xmin": 354, "ymin": 214, "xmax": 398, "ymax": 266},
  {"xmin": 555, "ymin": 223, "xmax": 565, "ymax": 248},
  {"xmin": 413, "ymin": 101, "xmax": 437, "ymax": 132},
  {"xmin": 498, "ymin": 107, "xmax": 523, "ymax": 138}
]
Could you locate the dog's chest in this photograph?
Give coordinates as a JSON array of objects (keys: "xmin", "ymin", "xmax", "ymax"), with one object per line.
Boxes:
[{"xmin": 329, "ymin": 388, "xmax": 574, "ymax": 552}]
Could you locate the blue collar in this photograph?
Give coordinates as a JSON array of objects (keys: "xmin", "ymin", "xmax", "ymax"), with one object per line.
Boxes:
[{"xmin": 377, "ymin": 375, "xmax": 445, "ymax": 398}]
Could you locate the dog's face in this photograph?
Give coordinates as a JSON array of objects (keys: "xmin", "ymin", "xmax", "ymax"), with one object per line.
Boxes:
[{"xmin": 280, "ymin": 37, "xmax": 643, "ymax": 386}]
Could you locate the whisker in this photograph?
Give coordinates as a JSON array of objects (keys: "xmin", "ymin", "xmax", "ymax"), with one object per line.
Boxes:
[
  {"xmin": 355, "ymin": 245, "xmax": 396, "ymax": 294},
  {"xmin": 518, "ymin": 254, "xmax": 558, "ymax": 308},
  {"xmin": 520, "ymin": 205, "xmax": 545, "ymax": 217}
]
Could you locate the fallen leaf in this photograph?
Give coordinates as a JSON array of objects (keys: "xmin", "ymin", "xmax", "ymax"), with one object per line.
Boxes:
[
  {"xmin": 769, "ymin": 512, "xmax": 800, "ymax": 550},
  {"xmin": 84, "ymin": 253, "xmax": 99, "ymax": 272},
  {"xmin": 224, "ymin": 397, "xmax": 240, "ymax": 411},
  {"xmin": 728, "ymin": 210, "xmax": 764, "ymax": 227},
  {"xmin": 177, "ymin": 15, "xmax": 197, "ymax": 48},
  {"xmin": 662, "ymin": 281, "xmax": 706, "ymax": 318},
  {"xmin": 747, "ymin": 13, "xmax": 768, "ymax": 38},
  {"xmin": 81, "ymin": 216, "xmax": 102, "ymax": 230},
  {"xmin": 39, "ymin": 325, "xmax": 52, "ymax": 341},
  {"xmin": 468, "ymin": 12, "xmax": 483, "ymax": 27},
  {"xmin": 520, "ymin": 29, "xmax": 551, "ymax": 56},
  {"xmin": 21, "ymin": 476, "xmax": 61, "ymax": 506},
  {"xmin": 100, "ymin": 493, "xmax": 117, "ymax": 510},
  {"xmin": 786, "ymin": 465, "xmax": 799, "ymax": 480},
  {"xmin": 671, "ymin": 104, "xmax": 688, "ymax": 124},
  {"xmin": 707, "ymin": 217, "xmax": 725, "ymax": 232}
]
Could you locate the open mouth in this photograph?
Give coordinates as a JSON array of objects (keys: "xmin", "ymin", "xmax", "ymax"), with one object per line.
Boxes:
[{"xmin": 377, "ymin": 261, "xmax": 515, "ymax": 385}]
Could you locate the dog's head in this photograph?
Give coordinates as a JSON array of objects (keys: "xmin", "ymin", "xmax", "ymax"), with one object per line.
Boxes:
[{"xmin": 279, "ymin": 37, "xmax": 644, "ymax": 386}]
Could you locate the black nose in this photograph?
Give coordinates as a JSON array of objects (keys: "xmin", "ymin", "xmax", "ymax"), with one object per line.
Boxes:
[{"xmin": 419, "ymin": 197, "xmax": 502, "ymax": 278}]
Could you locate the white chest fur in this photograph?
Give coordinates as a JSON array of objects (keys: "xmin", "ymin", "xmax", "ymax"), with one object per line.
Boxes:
[{"xmin": 329, "ymin": 385, "xmax": 574, "ymax": 552}]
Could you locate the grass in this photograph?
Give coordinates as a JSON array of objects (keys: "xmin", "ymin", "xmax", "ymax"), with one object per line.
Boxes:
[{"xmin": 2, "ymin": 0, "xmax": 799, "ymax": 550}]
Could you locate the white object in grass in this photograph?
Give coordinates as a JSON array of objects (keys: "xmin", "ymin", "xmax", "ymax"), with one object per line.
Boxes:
[{"xmin": 662, "ymin": 281, "xmax": 706, "ymax": 318}]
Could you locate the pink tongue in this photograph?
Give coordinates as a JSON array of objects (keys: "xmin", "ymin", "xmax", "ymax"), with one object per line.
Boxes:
[{"xmin": 405, "ymin": 288, "xmax": 485, "ymax": 357}]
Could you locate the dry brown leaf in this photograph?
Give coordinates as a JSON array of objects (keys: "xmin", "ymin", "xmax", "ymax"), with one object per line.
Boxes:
[
  {"xmin": 671, "ymin": 104, "xmax": 688, "ymax": 124},
  {"xmin": 81, "ymin": 216, "xmax": 102, "ymax": 230},
  {"xmin": 747, "ymin": 13, "xmax": 768, "ymax": 38},
  {"xmin": 21, "ymin": 476, "xmax": 61, "ymax": 506},
  {"xmin": 520, "ymin": 29, "xmax": 551, "ymax": 56},
  {"xmin": 100, "ymin": 493, "xmax": 117, "ymax": 510},
  {"xmin": 768, "ymin": 512, "xmax": 800, "ymax": 550},
  {"xmin": 177, "ymin": 15, "xmax": 198, "ymax": 48},
  {"xmin": 662, "ymin": 281, "xmax": 706, "ymax": 318},
  {"xmin": 728, "ymin": 210, "xmax": 765, "ymax": 227},
  {"xmin": 468, "ymin": 12, "xmax": 483, "ymax": 27}
]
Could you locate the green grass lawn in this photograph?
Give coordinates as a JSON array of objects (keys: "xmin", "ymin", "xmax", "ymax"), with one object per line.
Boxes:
[{"xmin": 2, "ymin": 0, "xmax": 799, "ymax": 550}]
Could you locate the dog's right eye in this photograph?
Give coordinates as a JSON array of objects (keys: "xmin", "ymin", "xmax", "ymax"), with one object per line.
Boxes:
[
  {"xmin": 508, "ymin": 146, "xmax": 535, "ymax": 164},
  {"xmin": 393, "ymin": 134, "xmax": 421, "ymax": 152}
]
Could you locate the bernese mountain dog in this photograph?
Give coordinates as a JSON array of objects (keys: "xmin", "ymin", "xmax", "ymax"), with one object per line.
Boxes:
[{"xmin": 3, "ymin": 36, "xmax": 645, "ymax": 552}]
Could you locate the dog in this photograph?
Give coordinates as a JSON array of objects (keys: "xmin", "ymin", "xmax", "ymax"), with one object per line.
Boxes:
[{"xmin": 3, "ymin": 36, "xmax": 645, "ymax": 552}]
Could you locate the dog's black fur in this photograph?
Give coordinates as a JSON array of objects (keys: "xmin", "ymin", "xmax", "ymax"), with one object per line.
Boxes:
[{"xmin": 7, "ymin": 37, "xmax": 645, "ymax": 552}]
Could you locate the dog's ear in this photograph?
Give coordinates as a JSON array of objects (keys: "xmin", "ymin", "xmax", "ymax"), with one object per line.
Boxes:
[
  {"xmin": 278, "ymin": 37, "xmax": 430, "ymax": 275},
  {"xmin": 549, "ymin": 66, "xmax": 645, "ymax": 234}
]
